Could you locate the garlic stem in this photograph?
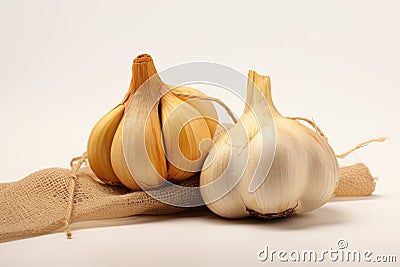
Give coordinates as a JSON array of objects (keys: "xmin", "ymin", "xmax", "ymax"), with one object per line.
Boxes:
[
  {"xmin": 244, "ymin": 70, "xmax": 281, "ymax": 118},
  {"xmin": 131, "ymin": 54, "xmax": 161, "ymax": 93}
]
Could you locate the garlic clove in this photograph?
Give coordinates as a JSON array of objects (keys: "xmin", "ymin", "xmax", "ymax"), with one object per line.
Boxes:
[
  {"xmin": 161, "ymin": 92, "xmax": 212, "ymax": 181},
  {"xmin": 122, "ymin": 56, "xmax": 168, "ymax": 189},
  {"xmin": 87, "ymin": 105, "xmax": 125, "ymax": 184},
  {"xmin": 110, "ymin": 117, "xmax": 140, "ymax": 190},
  {"xmin": 172, "ymin": 86, "xmax": 219, "ymax": 137},
  {"xmin": 199, "ymin": 116, "xmax": 254, "ymax": 218},
  {"xmin": 123, "ymin": 93, "xmax": 168, "ymax": 189}
]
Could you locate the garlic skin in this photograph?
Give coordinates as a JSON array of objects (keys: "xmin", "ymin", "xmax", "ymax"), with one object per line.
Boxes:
[{"xmin": 200, "ymin": 70, "xmax": 339, "ymax": 218}]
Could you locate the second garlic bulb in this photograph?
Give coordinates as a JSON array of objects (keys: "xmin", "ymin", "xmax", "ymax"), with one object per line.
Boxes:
[{"xmin": 200, "ymin": 70, "xmax": 339, "ymax": 218}]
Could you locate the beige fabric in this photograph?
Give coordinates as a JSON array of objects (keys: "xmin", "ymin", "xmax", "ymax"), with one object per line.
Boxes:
[
  {"xmin": 0, "ymin": 167, "xmax": 200, "ymax": 243},
  {"xmin": 0, "ymin": 162, "xmax": 375, "ymax": 243},
  {"xmin": 334, "ymin": 163, "xmax": 376, "ymax": 197}
]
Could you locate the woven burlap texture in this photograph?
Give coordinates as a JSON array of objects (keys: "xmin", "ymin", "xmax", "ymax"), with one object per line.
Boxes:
[
  {"xmin": 0, "ymin": 162, "xmax": 375, "ymax": 243},
  {"xmin": 0, "ymin": 166, "xmax": 201, "ymax": 243},
  {"xmin": 335, "ymin": 163, "xmax": 376, "ymax": 197}
]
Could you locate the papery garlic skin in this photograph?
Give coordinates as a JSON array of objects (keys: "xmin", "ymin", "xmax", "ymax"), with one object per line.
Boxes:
[{"xmin": 200, "ymin": 71, "xmax": 339, "ymax": 218}]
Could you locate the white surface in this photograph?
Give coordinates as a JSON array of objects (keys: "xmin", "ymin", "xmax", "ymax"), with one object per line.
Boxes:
[{"xmin": 0, "ymin": 0, "xmax": 399, "ymax": 266}]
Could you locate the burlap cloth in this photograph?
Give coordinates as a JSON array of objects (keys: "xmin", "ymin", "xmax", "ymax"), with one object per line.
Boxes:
[
  {"xmin": 0, "ymin": 157, "xmax": 376, "ymax": 243},
  {"xmin": 0, "ymin": 164, "xmax": 201, "ymax": 243}
]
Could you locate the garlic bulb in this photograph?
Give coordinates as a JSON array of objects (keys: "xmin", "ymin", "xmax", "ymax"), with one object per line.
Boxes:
[
  {"xmin": 87, "ymin": 54, "xmax": 217, "ymax": 190},
  {"xmin": 200, "ymin": 70, "xmax": 339, "ymax": 218}
]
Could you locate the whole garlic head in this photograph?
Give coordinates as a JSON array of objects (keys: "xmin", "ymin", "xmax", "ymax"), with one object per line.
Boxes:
[
  {"xmin": 87, "ymin": 54, "xmax": 217, "ymax": 190},
  {"xmin": 200, "ymin": 70, "xmax": 339, "ymax": 219}
]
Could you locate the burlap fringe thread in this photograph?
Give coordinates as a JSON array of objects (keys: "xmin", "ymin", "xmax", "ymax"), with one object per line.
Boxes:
[{"xmin": 65, "ymin": 152, "xmax": 88, "ymax": 238}]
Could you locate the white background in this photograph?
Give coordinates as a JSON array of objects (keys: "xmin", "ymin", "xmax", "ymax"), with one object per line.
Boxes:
[{"xmin": 0, "ymin": 0, "xmax": 399, "ymax": 266}]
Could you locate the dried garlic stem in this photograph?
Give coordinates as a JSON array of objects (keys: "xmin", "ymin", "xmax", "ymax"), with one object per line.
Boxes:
[
  {"xmin": 336, "ymin": 137, "xmax": 387, "ymax": 159},
  {"xmin": 172, "ymin": 92, "xmax": 238, "ymax": 124},
  {"xmin": 287, "ymin": 117, "xmax": 326, "ymax": 137}
]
